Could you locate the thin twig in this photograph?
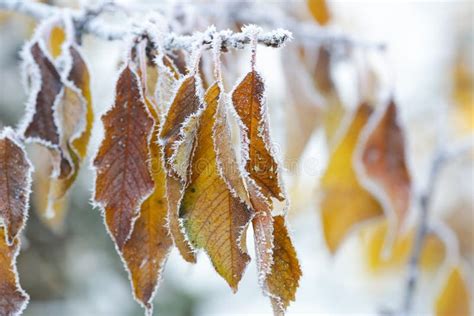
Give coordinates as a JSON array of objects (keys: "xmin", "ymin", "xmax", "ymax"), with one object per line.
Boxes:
[
  {"xmin": 402, "ymin": 136, "xmax": 474, "ymax": 315},
  {"xmin": 230, "ymin": 3, "xmax": 386, "ymax": 52},
  {"xmin": 0, "ymin": 0, "xmax": 292, "ymax": 50},
  {"xmin": 0, "ymin": 0, "xmax": 384, "ymax": 52}
]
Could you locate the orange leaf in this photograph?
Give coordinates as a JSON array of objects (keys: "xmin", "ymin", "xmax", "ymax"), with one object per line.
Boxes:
[
  {"xmin": 266, "ymin": 215, "xmax": 302, "ymax": 315},
  {"xmin": 232, "ymin": 70, "xmax": 284, "ymax": 202},
  {"xmin": 93, "ymin": 65, "xmax": 155, "ymax": 250},
  {"xmin": 47, "ymin": 25, "xmax": 65, "ymax": 59},
  {"xmin": 320, "ymin": 103, "xmax": 383, "ymax": 253},
  {"xmin": 435, "ymin": 266, "xmax": 471, "ymax": 316},
  {"xmin": 0, "ymin": 228, "xmax": 29, "ymax": 316},
  {"xmin": 359, "ymin": 100, "xmax": 411, "ymax": 229},
  {"xmin": 232, "ymin": 71, "xmax": 301, "ymax": 312},
  {"xmin": 0, "ymin": 128, "xmax": 33, "ymax": 244},
  {"xmin": 180, "ymin": 83, "xmax": 252, "ymax": 290}
]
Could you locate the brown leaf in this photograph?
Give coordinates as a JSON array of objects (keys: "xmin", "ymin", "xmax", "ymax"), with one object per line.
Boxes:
[
  {"xmin": 122, "ymin": 125, "xmax": 172, "ymax": 312},
  {"xmin": 180, "ymin": 83, "xmax": 252, "ymax": 290},
  {"xmin": 359, "ymin": 100, "xmax": 411, "ymax": 229},
  {"xmin": 160, "ymin": 76, "xmax": 201, "ymax": 166},
  {"xmin": 47, "ymin": 45, "xmax": 94, "ymax": 197},
  {"xmin": 0, "ymin": 129, "xmax": 33, "ymax": 244},
  {"xmin": 267, "ymin": 216, "xmax": 302, "ymax": 315},
  {"xmin": 22, "ymin": 42, "xmax": 62, "ymax": 147},
  {"xmin": 93, "ymin": 65, "xmax": 155, "ymax": 250},
  {"xmin": 0, "ymin": 228, "xmax": 28, "ymax": 316},
  {"xmin": 121, "ymin": 41, "xmax": 173, "ymax": 313},
  {"xmin": 320, "ymin": 103, "xmax": 383, "ymax": 252},
  {"xmin": 159, "ymin": 75, "xmax": 202, "ymax": 263},
  {"xmin": 25, "ymin": 21, "xmax": 94, "ymax": 231},
  {"xmin": 232, "ymin": 71, "xmax": 284, "ymax": 202}
]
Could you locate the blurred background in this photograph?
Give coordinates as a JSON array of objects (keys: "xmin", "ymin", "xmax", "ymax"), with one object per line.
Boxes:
[{"xmin": 0, "ymin": 0, "xmax": 472, "ymax": 315}]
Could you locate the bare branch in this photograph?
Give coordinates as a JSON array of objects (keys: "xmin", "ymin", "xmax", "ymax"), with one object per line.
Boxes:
[
  {"xmin": 0, "ymin": 0, "xmax": 292, "ymax": 50},
  {"xmin": 402, "ymin": 136, "xmax": 474, "ymax": 315}
]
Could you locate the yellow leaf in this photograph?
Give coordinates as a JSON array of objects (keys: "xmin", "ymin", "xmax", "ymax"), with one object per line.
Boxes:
[
  {"xmin": 451, "ymin": 58, "xmax": 474, "ymax": 136},
  {"xmin": 360, "ymin": 220, "xmax": 445, "ymax": 272},
  {"xmin": 320, "ymin": 103, "xmax": 383, "ymax": 253},
  {"xmin": 47, "ymin": 25, "xmax": 65, "ymax": 59},
  {"xmin": 181, "ymin": 83, "xmax": 252, "ymax": 290},
  {"xmin": 0, "ymin": 228, "xmax": 29, "ymax": 316},
  {"xmin": 307, "ymin": 0, "xmax": 331, "ymax": 25},
  {"xmin": 435, "ymin": 266, "xmax": 471, "ymax": 316}
]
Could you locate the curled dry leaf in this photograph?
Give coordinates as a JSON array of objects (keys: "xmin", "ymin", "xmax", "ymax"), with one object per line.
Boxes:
[
  {"xmin": 121, "ymin": 40, "xmax": 173, "ymax": 314},
  {"xmin": 281, "ymin": 46, "xmax": 322, "ymax": 162},
  {"xmin": 180, "ymin": 83, "xmax": 252, "ymax": 290},
  {"xmin": 31, "ymin": 145, "xmax": 67, "ymax": 231},
  {"xmin": 21, "ymin": 41, "xmax": 62, "ymax": 151},
  {"xmin": 23, "ymin": 19, "xmax": 94, "ymax": 232},
  {"xmin": 0, "ymin": 228, "xmax": 29, "ymax": 316},
  {"xmin": 93, "ymin": 65, "xmax": 155, "ymax": 250},
  {"xmin": 316, "ymin": 48, "xmax": 346, "ymax": 150},
  {"xmin": 320, "ymin": 103, "xmax": 383, "ymax": 253},
  {"xmin": 435, "ymin": 266, "xmax": 471, "ymax": 316},
  {"xmin": 159, "ymin": 75, "xmax": 202, "ymax": 263},
  {"xmin": 359, "ymin": 100, "xmax": 411, "ymax": 230},
  {"xmin": 0, "ymin": 129, "xmax": 33, "ymax": 244},
  {"xmin": 360, "ymin": 219, "xmax": 445, "ymax": 272}
]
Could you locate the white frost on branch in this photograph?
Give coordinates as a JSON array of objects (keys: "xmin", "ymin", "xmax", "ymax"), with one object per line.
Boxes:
[{"xmin": 0, "ymin": 0, "xmax": 293, "ymax": 51}]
